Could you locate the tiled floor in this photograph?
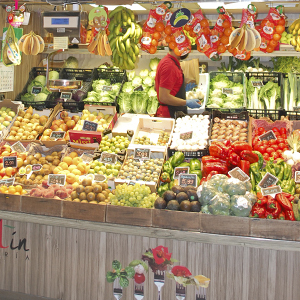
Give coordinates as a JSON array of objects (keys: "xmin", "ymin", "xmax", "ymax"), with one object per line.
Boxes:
[{"xmin": 0, "ymin": 290, "xmax": 57, "ymax": 300}]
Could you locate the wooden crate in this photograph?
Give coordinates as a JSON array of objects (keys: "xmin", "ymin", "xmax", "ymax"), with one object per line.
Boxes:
[
  {"xmin": 106, "ymin": 205, "xmax": 152, "ymax": 227},
  {"xmin": 21, "ymin": 195, "xmax": 62, "ymax": 217},
  {"xmin": 250, "ymin": 218, "xmax": 300, "ymax": 241},
  {"xmin": 0, "ymin": 193, "xmax": 21, "ymax": 212},
  {"xmin": 62, "ymin": 201, "xmax": 106, "ymax": 222},
  {"xmin": 200, "ymin": 214, "xmax": 250, "ymax": 236},
  {"xmin": 152, "ymin": 209, "xmax": 200, "ymax": 231}
]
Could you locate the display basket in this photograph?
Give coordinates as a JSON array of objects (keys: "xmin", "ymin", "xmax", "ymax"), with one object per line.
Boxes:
[{"xmin": 247, "ymin": 108, "xmax": 286, "ymax": 121}]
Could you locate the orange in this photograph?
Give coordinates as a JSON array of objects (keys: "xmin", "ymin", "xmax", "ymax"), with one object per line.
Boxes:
[
  {"xmin": 275, "ymin": 25, "xmax": 285, "ymax": 34},
  {"xmin": 173, "ymin": 47, "xmax": 181, "ymax": 57},
  {"xmin": 8, "ymin": 186, "xmax": 16, "ymax": 194},
  {"xmin": 266, "ymin": 46, "xmax": 274, "ymax": 53},
  {"xmin": 220, "ymin": 35, "xmax": 229, "ymax": 45},
  {"xmin": 153, "ymin": 31, "xmax": 161, "ymax": 40},
  {"xmin": 165, "ymin": 35, "xmax": 171, "ymax": 43},
  {"xmin": 170, "ymin": 35, "xmax": 176, "ymax": 42},
  {"xmin": 224, "ymin": 28, "xmax": 232, "ymax": 37},
  {"xmin": 164, "ymin": 25, "xmax": 172, "ymax": 35},
  {"xmin": 15, "ymin": 185, "xmax": 22, "ymax": 193},
  {"xmin": 151, "ymin": 39, "xmax": 158, "ymax": 47},
  {"xmin": 184, "ymin": 24, "xmax": 191, "ymax": 31},
  {"xmin": 63, "ymin": 156, "xmax": 73, "ymax": 166},
  {"xmin": 203, "ymin": 27, "xmax": 210, "ymax": 35},
  {"xmin": 69, "ymin": 152, "xmax": 78, "ymax": 159},
  {"xmin": 217, "ymin": 44, "xmax": 226, "ymax": 53},
  {"xmin": 168, "ymin": 41, "xmax": 176, "ymax": 50},
  {"xmin": 149, "ymin": 46, "xmax": 157, "ymax": 54},
  {"xmin": 278, "ymin": 18, "xmax": 285, "ymax": 26},
  {"xmin": 272, "ymin": 33, "xmax": 281, "ymax": 41},
  {"xmin": 269, "ymin": 39, "xmax": 278, "ymax": 48},
  {"xmin": 155, "ymin": 22, "xmax": 165, "ymax": 32},
  {"xmin": 200, "ymin": 19, "xmax": 209, "ymax": 28},
  {"xmin": 222, "ymin": 20, "xmax": 231, "ymax": 28},
  {"xmin": 0, "ymin": 186, "xmax": 7, "ymax": 193}
]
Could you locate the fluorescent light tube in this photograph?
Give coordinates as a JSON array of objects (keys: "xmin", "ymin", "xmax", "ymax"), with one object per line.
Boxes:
[
  {"xmin": 198, "ymin": 2, "xmax": 224, "ymax": 9},
  {"xmin": 90, "ymin": 4, "xmax": 146, "ymax": 10}
]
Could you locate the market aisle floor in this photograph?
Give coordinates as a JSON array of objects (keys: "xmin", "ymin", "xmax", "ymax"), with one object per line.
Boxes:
[{"xmin": 0, "ymin": 290, "xmax": 57, "ymax": 300}]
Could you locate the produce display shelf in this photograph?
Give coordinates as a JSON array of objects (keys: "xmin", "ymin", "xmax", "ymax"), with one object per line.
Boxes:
[{"xmin": 247, "ymin": 108, "xmax": 286, "ymax": 121}]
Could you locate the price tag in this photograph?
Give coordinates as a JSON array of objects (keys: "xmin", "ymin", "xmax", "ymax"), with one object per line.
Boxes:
[
  {"xmin": 100, "ymin": 152, "xmax": 117, "ymax": 164},
  {"xmin": 60, "ymin": 92, "xmax": 72, "ymax": 100},
  {"xmin": 128, "ymin": 181, "xmax": 136, "ymax": 186},
  {"xmin": 93, "ymin": 174, "xmax": 106, "ymax": 183},
  {"xmin": 295, "ymin": 171, "xmax": 300, "ymax": 183},
  {"xmin": 258, "ymin": 130, "xmax": 277, "ymax": 141},
  {"xmin": 102, "ymin": 85, "xmax": 113, "ymax": 91},
  {"xmin": 228, "ymin": 167, "xmax": 250, "ymax": 182},
  {"xmin": 32, "ymin": 164, "xmax": 42, "ymax": 172},
  {"xmin": 11, "ymin": 141, "xmax": 26, "ymax": 153},
  {"xmin": 48, "ymin": 174, "xmax": 66, "ymax": 186},
  {"xmin": 0, "ymin": 177, "xmax": 15, "ymax": 187},
  {"xmin": 222, "ymin": 88, "xmax": 233, "ymax": 94},
  {"xmin": 251, "ymin": 81, "xmax": 264, "ymax": 88},
  {"xmin": 50, "ymin": 131, "xmax": 66, "ymax": 140},
  {"xmin": 82, "ymin": 120, "xmax": 98, "ymax": 132},
  {"xmin": 180, "ymin": 131, "xmax": 193, "ymax": 140},
  {"xmin": 179, "ymin": 173, "xmax": 197, "ymax": 188},
  {"xmin": 26, "ymin": 164, "xmax": 43, "ymax": 179},
  {"xmin": 258, "ymin": 172, "xmax": 278, "ymax": 189},
  {"xmin": 80, "ymin": 153, "xmax": 94, "ymax": 163},
  {"xmin": 261, "ymin": 185, "xmax": 282, "ymax": 197},
  {"xmin": 134, "ymin": 85, "xmax": 144, "ymax": 91},
  {"xmin": 134, "ymin": 148, "xmax": 151, "ymax": 160},
  {"xmin": 3, "ymin": 156, "xmax": 17, "ymax": 168},
  {"xmin": 31, "ymin": 86, "xmax": 42, "ymax": 95},
  {"xmin": 173, "ymin": 167, "xmax": 189, "ymax": 180}
]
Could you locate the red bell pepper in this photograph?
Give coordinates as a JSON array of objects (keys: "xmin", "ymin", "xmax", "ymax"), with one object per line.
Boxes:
[
  {"xmin": 265, "ymin": 211, "xmax": 274, "ymax": 219},
  {"xmin": 278, "ymin": 211, "xmax": 286, "ymax": 220},
  {"xmin": 239, "ymin": 160, "xmax": 250, "ymax": 175},
  {"xmin": 281, "ymin": 192, "xmax": 294, "ymax": 202},
  {"xmin": 285, "ymin": 210, "xmax": 296, "ymax": 221},
  {"xmin": 251, "ymin": 203, "xmax": 266, "ymax": 218},
  {"xmin": 240, "ymin": 150, "xmax": 259, "ymax": 164},
  {"xmin": 275, "ymin": 194, "xmax": 293, "ymax": 211},
  {"xmin": 266, "ymin": 196, "xmax": 276, "ymax": 211},
  {"xmin": 209, "ymin": 142, "xmax": 229, "ymax": 160},
  {"xmin": 223, "ymin": 140, "xmax": 232, "ymax": 147},
  {"xmin": 228, "ymin": 150, "xmax": 241, "ymax": 167},
  {"xmin": 201, "ymin": 156, "xmax": 227, "ymax": 165},
  {"xmin": 257, "ymin": 195, "xmax": 267, "ymax": 206},
  {"xmin": 231, "ymin": 141, "xmax": 252, "ymax": 156},
  {"xmin": 202, "ymin": 162, "xmax": 228, "ymax": 177},
  {"xmin": 267, "ymin": 200, "xmax": 281, "ymax": 219}
]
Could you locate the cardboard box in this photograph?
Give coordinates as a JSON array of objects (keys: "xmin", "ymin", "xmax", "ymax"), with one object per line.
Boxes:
[{"xmin": 0, "ymin": 193, "xmax": 21, "ymax": 212}]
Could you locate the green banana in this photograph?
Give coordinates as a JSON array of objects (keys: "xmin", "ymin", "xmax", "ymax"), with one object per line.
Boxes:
[
  {"xmin": 108, "ymin": 6, "xmax": 123, "ymax": 19},
  {"xmin": 123, "ymin": 10, "xmax": 128, "ymax": 22},
  {"xmin": 116, "ymin": 38, "xmax": 123, "ymax": 57},
  {"xmin": 122, "ymin": 27, "xmax": 131, "ymax": 41},
  {"xmin": 130, "ymin": 22, "xmax": 135, "ymax": 38},
  {"xmin": 108, "ymin": 22, "xmax": 115, "ymax": 32},
  {"xmin": 131, "ymin": 52, "xmax": 136, "ymax": 63},
  {"xmin": 119, "ymin": 39, "xmax": 125, "ymax": 52},
  {"xmin": 110, "ymin": 37, "xmax": 117, "ymax": 50},
  {"xmin": 127, "ymin": 56, "xmax": 135, "ymax": 69},
  {"xmin": 125, "ymin": 38, "xmax": 131, "ymax": 52},
  {"xmin": 108, "ymin": 33, "xmax": 115, "ymax": 42},
  {"xmin": 114, "ymin": 24, "xmax": 121, "ymax": 36},
  {"xmin": 133, "ymin": 44, "xmax": 139, "ymax": 56}
]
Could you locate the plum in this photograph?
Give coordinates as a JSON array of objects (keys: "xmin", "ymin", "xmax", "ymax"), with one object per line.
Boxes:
[
  {"xmin": 56, "ymin": 189, "xmax": 68, "ymax": 199},
  {"xmin": 30, "ymin": 188, "xmax": 42, "ymax": 197},
  {"xmin": 42, "ymin": 180, "xmax": 49, "ymax": 188},
  {"xmin": 43, "ymin": 189, "xmax": 55, "ymax": 198}
]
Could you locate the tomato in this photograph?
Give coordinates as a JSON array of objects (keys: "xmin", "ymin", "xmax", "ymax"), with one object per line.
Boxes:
[
  {"xmin": 276, "ymin": 149, "xmax": 283, "ymax": 156},
  {"xmin": 134, "ymin": 273, "xmax": 145, "ymax": 284},
  {"xmin": 258, "ymin": 145, "xmax": 267, "ymax": 154},
  {"xmin": 263, "ymin": 153, "xmax": 270, "ymax": 160},
  {"xmin": 272, "ymin": 152, "xmax": 279, "ymax": 160},
  {"xmin": 269, "ymin": 139, "xmax": 277, "ymax": 145},
  {"xmin": 278, "ymin": 18, "xmax": 286, "ymax": 26},
  {"xmin": 280, "ymin": 128, "xmax": 287, "ymax": 135},
  {"xmin": 272, "ymin": 127, "xmax": 279, "ymax": 132},
  {"xmin": 274, "ymin": 131, "xmax": 281, "ymax": 137},
  {"xmin": 266, "ymin": 147, "xmax": 274, "ymax": 155},
  {"xmin": 269, "ymin": 39, "xmax": 278, "ymax": 48},
  {"xmin": 257, "ymin": 127, "xmax": 266, "ymax": 135},
  {"xmin": 278, "ymin": 143, "xmax": 285, "ymax": 150},
  {"xmin": 261, "ymin": 140, "xmax": 269, "ymax": 146},
  {"xmin": 266, "ymin": 46, "xmax": 274, "ymax": 53},
  {"xmin": 149, "ymin": 45, "xmax": 157, "ymax": 54},
  {"xmin": 277, "ymin": 137, "xmax": 284, "ymax": 144},
  {"xmin": 283, "ymin": 147, "xmax": 289, "ymax": 152},
  {"xmin": 281, "ymin": 133, "xmax": 287, "ymax": 139},
  {"xmin": 252, "ymin": 137, "xmax": 260, "ymax": 145},
  {"xmin": 272, "ymin": 144, "xmax": 279, "ymax": 151}
]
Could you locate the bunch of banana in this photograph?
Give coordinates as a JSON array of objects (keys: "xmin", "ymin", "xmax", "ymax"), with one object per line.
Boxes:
[
  {"xmin": 18, "ymin": 31, "xmax": 45, "ymax": 55},
  {"xmin": 88, "ymin": 31, "xmax": 112, "ymax": 56},
  {"xmin": 229, "ymin": 25, "xmax": 261, "ymax": 52},
  {"xmin": 108, "ymin": 6, "xmax": 142, "ymax": 70},
  {"xmin": 288, "ymin": 18, "xmax": 300, "ymax": 51}
]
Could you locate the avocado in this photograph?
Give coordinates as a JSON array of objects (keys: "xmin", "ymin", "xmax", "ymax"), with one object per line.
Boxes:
[
  {"xmin": 187, "ymin": 190, "xmax": 198, "ymax": 202},
  {"xmin": 179, "ymin": 200, "xmax": 191, "ymax": 211},
  {"xmin": 176, "ymin": 192, "xmax": 189, "ymax": 204},
  {"xmin": 167, "ymin": 200, "xmax": 179, "ymax": 210},
  {"xmin": 154, "ymin": 197, "xmax": 167, "ymax": 209},
  {"xmin": 183, "ymin": 185, "xmax": 197, "ymax": 193},
  {"xmin": 163, "ymin": 190, "xmax": 176, "ymax": 202},
  {"xmin": 190, "ymin": 201, "xmax": 201, "ymax": 212},
  {"xmin": 171, "ymin": 185, "xmax": 184, "ymax": 194}
]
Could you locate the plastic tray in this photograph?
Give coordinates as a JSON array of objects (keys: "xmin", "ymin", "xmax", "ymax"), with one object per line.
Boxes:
[
  {"xmin": 15, "ymin": 67, "xmax": 61, "ymax": 111},
  {"xmin": 247, "ymin": 108, "xmax": 286, "ymax": 121}
]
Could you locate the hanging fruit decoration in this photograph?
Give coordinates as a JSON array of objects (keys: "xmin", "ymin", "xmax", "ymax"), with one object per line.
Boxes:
[{"xmin": 18, "ymin": 31, "xmax": 45, "ymax": 55}]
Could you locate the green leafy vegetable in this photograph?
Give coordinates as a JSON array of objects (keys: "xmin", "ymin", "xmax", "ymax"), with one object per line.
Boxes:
[
  {"xmin": 271, "ymin": 57, "xmax": 300, "ymax": 73},
  {"xmin": 48, "ymin": 71, "xmax": 59, "ymax": 81},
  {"xmin": 34, "ymin": 75, "xmax": 46, "ymax": 86},
  {"xmin": 149, "ymin": 57, "xmax": 160, "ymax": 71},
  {"xmin": 131, "ymin": 91, "xmax": 148, "ymax": 114},
  {"xmin": 147, "ymin": 96, "xmax": 159, "ymax": 115}
]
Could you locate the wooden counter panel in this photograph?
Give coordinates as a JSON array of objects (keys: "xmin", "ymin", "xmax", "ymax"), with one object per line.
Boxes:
[
  {"xmin": 106, "ymin": 205, "xmax": 152, "ymax": 227},
  {"xmin": 62, "ymin": 201, "xmax": 106, "ymax": 222},
  {"xmin": 152, "ymin": 209, "xmax": 200, "ymax": 231},
  {"xmin": 21, "ymin": 196, "xmax": 62, "ymax": 217},
  {"xmin": 0, "ymin": 194, "xmax": 21, "ymax": 212},
  {"xmin": 200, "ymin": 214, "xmax": 251, "ymax": 236}
]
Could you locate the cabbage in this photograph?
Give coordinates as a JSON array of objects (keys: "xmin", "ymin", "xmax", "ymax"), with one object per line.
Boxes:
[
  {"xmin": 118, "ymin": 93, "xmax": 132, "ymax": 114},
  {"xmin": 63, "ymin": 56, "xmax": 78, "ymax": 69},
  {"xmin": 49, "ymin": 71, "xmax": 59, "ymax": 81},
  {"xmin": 143, "ymin": 76, "xmax": 154, "ymax": 87},
  {"xmin": 149, "ymin": 71, "xmax": 156, "ymax": 79},
  {"xmin": 35, "ymin": 92, "xmax": 48, "ymax": 102},
  {"xmin": 123, "ymin": 83, "xmax": 134, "ymax": 94},
  {"xmin": 27, "ymin": 80, "xmax": 43, "ymax": 94},
  {"xmin": 132, "ymin": 76, "xmax": 143, "ymax": 87},
  {"xmin": 148, "ymin": 87, "xmax": 157, "ymax": 97},
  {"xmin": 147, "ymin": 96, "xmax": 159, "ymax": 115},
  {"xmin": 149, "ymin": 57, "xmax": 160, "ymax": 71},
  {"xmin": 34, "ymin": 75, "xmax": 46, "ymax": 86},
  {"xmin": 21, "ymin": 93, "xmax": 34, "ymax": 102},
  {"xmin": 127, "ymin": 70, "xmax": 135, "ymax": 81},
  {"xmin": 139, "ymin": 69, "xmax": 149, "ymax": 78},
  {"xmin": 131, "ymin": 91, "xmax": 148, "ymax": 114}
]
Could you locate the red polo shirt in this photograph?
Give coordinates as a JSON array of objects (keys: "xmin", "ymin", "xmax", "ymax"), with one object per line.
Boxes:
[{"xmin": 155, "ymin": 54, "xmax": 183, "ymax": 104}]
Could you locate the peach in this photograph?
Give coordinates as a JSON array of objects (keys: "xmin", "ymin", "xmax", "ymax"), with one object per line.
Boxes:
[
  {"xmin": 72, "ymin": 115, "xmax": 80, "ymax": 123},
  {"xmin": 50, "ymin": 124, "xmax": 59, "ymax": 131},
  {"xmin": 72, "ymin": 157, "xmax": 82, "ymax": 165},
  {"xmin": 72, "ymin": 169, "xmax": 81, "ymax": 176},
  {"xmin": 77, "ymin": 163, "xmax": 87, "ymax": 174},
  {"xmin": 64, "ymin": 117, "xmax": 71, "ymax": 123},
  {"xmin": 60, "ymin": 124, "xmax": 68, "ymax": 132},
  {"xmin": 53, "ymin": 167, "xmax": 62, "ymax": 174},
  {"xmin": 69, "ymin": 152, "xmax": 78, "ymax": 158},
  {"xmin": 68, "ymin": 164, "xmax": 77, "ymax": 171},
  {"xmin": 63, "ymin": 156, "xmax": 72, "ymax": 166},
  {"xmin": 60, "ymin": 111, "xmax": 68, "ymax": 119},
  {"xmin": 59, "ymin": 162, "xmax": 69, "ymax": 170},
  {"xmin": 66, "ymin": 173, "xmax": 76, "ymax": 184},
  {"xmin": 43, "ymin": 129, "xmax": 52, "ymax": 136},
  {"xmin": 66, "ymin": 120, "xmax": 75, "ymax": 129}
]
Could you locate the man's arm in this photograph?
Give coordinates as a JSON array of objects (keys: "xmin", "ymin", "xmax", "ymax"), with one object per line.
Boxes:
[{"xmin": 159, "ymin": 87, "xmax": 186, "ymax": 106}]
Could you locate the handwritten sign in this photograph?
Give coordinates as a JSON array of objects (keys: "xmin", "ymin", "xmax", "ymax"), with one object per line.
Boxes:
[
  {"xmin": 258, "ymin": 130, "xmax": 277, "ymax": 141},
  {"xmin": 228, "ymin": 167, "xmax": 250, "ymax": 182},
  {"xmin": 93, "ymin": 174, "xmax": 106, "ymax": 182},
  {"xmin": 3, "ymin": 156, "xmax": 17, "ymax": 168},
  {"xmin": 173, "ymin": 167, "xmax": 189, "ymax": 179},
  {"xmin": 179, "ymin": 173, "xmax": 197, "ymax": 188},
  {"xmin": 100, "ymin": 152, "xmax": 117, "ymax": 164},
  {"xmin": 134, "ymin": 85, "xmax": 144, "ymax": 91},
  {"xmin": 295, "ymin": 171, "xmax": 300, "ymax": 183},
  {"xmin": 102, "ymin": 85, "xmax": 113, "ymax": 91},
  {"xmin": 258, "ymin": 172, "xmax": 278, "ymax": 189},
  {"xmin": 60, "ymin": 92, "xmax": 72, "ymax": 100},
  {"xmin": 80, "ymin": 153, "xmax": 94, "ymax": 163},
  {"xmin": 261, "ymin": 185, "xmax": 282, "ymax": 197},
  {"xmin": 31, "ymin": 86, "xmax": 42, "ymax": 95},
  {"xmin": 0, "ymin": 177, "xmax": 15, "ymax": 187},
  {"xmin": 251, "ymin": 81, "xmax": 264, "ymax": 88},
  {"xmin": 180, "ymin": 131, "xmax": 193, "ymax": 140},
  {"xmin": 32, "ymin": 164, "xmax": 42, "ymax": 172},
  {"xmin": 48, "ymin": 174, "xmax": 66, "ymax": 186},
  {"xmin": 82, "ymin": 120, "xmax": 98, "ymax": 132},
  {"xmin": 11, "ymin": 141, "xmax": 26, "ymax": 153},
  {"xmin": 222, "ymin": 88, "xmax": 233, "ymax": 95},
  {"xmin": 50, "ymin": 131, "xmax": 66, "ymax": 140},
  {"xmin": 134, "ymin": 148, "xmax": 151, "ymax": 160}
]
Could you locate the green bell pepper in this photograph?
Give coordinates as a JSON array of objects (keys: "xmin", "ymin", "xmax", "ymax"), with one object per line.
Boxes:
[
  {"xmin": 157, "ymin": 183, "xmax": 169, "ymax": 197},
  {"xmin": 252, "ymin": 151, "xmax": 263, "ymax": 169},
  {"xmin": 163, "ymin": 161, "xmax": 173, "ymax": 175},
  {"xmin": 283, "ymin": 163, "xmax": 292, "ymax": 180},
  {"xmin": 250, "ymin": 162, "xmax": 261, "ymax": 183},
  {"xmin": 190, "ymin": 169, "xmax": 202, "ymax": 178},
  {"xmin": 277, "ymin": 165, "xmax": 284, "ymax": 181},
  {"xmin": 189, "ymin": 158, "xmax": 201, "ymax": 171},
  {"xmin": 250, "ymin": 171, "xmax": 256, "ymax": 192},
  {"xmin": 178, "ymin": 162, "xmax": 190, "ymax": 168},
  {"xmin": 170, "ymin": 152, "xmax": 185, "ymax": 168}
]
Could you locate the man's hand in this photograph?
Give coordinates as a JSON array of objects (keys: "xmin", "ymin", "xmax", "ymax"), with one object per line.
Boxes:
[{"xmin": 186, "ymin": 99, "xmax": 201, "ymax": 109}]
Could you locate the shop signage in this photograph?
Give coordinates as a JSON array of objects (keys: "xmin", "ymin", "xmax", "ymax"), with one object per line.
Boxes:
[
  {"xmin": 31, "ymin": 86, "xmax": 42, "ymax": 95},
  {"xmin": 134, "ymin": 148, "xmax": 151, "ymax": 160},
  {"xmin": 180, "ymin": 131, "xmax": 193, "ymax": 140},
  {"xmin": 82, "ymin": 120, "xmax": 98, "ymax": 131},
  {"xmin": 3, "ymin": 156, "xmax": 17, "ymax": 168},
  {"xmin": 0, "ymin": 177, "xmax": 15, "ymax": 187},
  {"xmin": 134, "ymin": 85, "xmax": 144, "ymax": 91},
  {"xmin": 94, "ymin": 174, "xmax": 106, "ymax": 182},
  {"xmin": 251, "ymin": 81, "xmax": 264, "ymax": 87},
  {"xmin": 295, "ymin": 171, "xmax": 300, "ymax": 183},
  {"xmin": 228, "ymin": 167, "xmax": 250, "ymax": 182},
  {"xmin": 80, "ymin": 153, "xmax": 94, "ymax": 163},
  {"xmin": 261, "ymin": 185, "xmax": 282, "ymax": 197},
  {"xmin": 11, "ymin": 141, "xmax": 26, "ymax": 153},
  {"xmin": 170, "ymin": 8, "xmax": 191, "ymax": 28},
  {"xmin": 179, "ymin": 173, "xmax": 197, "ymax": 188},
  {"xmin": 258, "ymin": 130, "xmax": 277, "ymax": 141},
  {"xmin": 60, "ymin": 92, "xmax": 72, "ymax": 100},
  {"xmin": 173, "ymin": 167, "xmax": 189, "ymax": 179},
  {"xmin": 102, "ymin": 85, "xmax": 113, "ymax": 91},
  {"xmin": 48, "ymin": 174, "xmax": 66, "ymax": 186},
  {"xmin": 222, "ymin": 88, "xmax": 233, "ymax": 95},
  {"xmin": 100, "ymin": 152, "xmax": 117, "ymax": 164},
  {"xmin": 258, "ymin": 172, "xmax": 278, "ymax": 189},
  {"xmin": 50, "ymin": 131, "xmax": 66, "ymax": 140}
]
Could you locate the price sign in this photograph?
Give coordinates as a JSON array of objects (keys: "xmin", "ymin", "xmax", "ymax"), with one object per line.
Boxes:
[
  {"xmin": 134, "ymin": 148, "xmax": 151, "ymax": 160},
  {"xmin": 82, "ymin": 120, "xmax": 98, "ymax": 132},
  {"xmin": 102, "ymin": 85, "xmax": 113, "ymax": 91},
  {"xmin": 258, "ymin": 172, "xmax": 278, "ymax": 189},
  {"xmin": 32, "ymin": 164, "xmax": 42, "ymax": 172},
  {"xmin": 261, "ymin": 185, "xmax": 282, "ymax": 197},
  {"xmin": 0, "ymin": 177, "xmax": 15, "ymax": 187},
  {"xmin": 26, "ymin": 164, "xmax": 43, "ymax": 179},
  {"xmin": 48, "ymin": 174, "xmax": 66, "ymax": 186},
  {"xmin": 128, "ymin": 181, "xmax": 136, "ymax": 186},
  {"xmin": 50, "ymin": 131, "xmax": 66, "ymax": 140},
  {"xmin": 258, "ymin": 130, "xmax": 277, "ymax": 141},
  {"xmin": 295, "ymin": 171, "xmax": 300, "ymax": 183},
  {"xmin": 251, "ymin": 81, "xmax": 264, "ymax": 88},
  {"xmin": 134, "ymin": 85, "xmax": 144, "ymax": 91},
  {"xmin": 180, "ymin": 131, "xmax": 193, "ymax": 140},
  {"xmin": 31, "ymin": 86, "xmax": 42, "ymax": 95},
  {"xmin": 100, "ymin": 152, "xmax": 117, "ymax": 164},
  {"xmin": 11, "ymin": 141, "xmax": 26, "ymax": 153},
  {"xmin": 3, "ymin": 156, "xmax": 17, "ymax": 168},
  {"xmin": 173, "ymin": 167, "xmax": 189, "ymax": 180},
  {"xmin": 228, "ymin": 167, "xmax": 250, "ymax": 182},
  {"xmin": 60, "ymin": 92, "xmax": 72, "ymax": 100},
  {"xmin": 80, "ymin": 153, "xmax": 94, "ymax": 163},
  {"xmin": 222, "ymin": 88, "xmax": 233, "ymax": 95},
  {"xmin": 179, "ymin": 173, "xmax": 197, "ymax": 188},
  {"xmin": 93, "ymin": 174, "xmax": 106, "ymax": 182}
]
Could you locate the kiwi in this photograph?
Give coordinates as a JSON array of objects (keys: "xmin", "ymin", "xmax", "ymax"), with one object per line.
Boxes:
[
  {"xmin": 31, "ymin": 158, "xmax": 38, "ymax": 165},
  {"xmin": 79, "ymin": 192, "xmax": 87, "ymax": 200},
  {"xmin": 51, "ymin": 152, "xmax": 58, "ymax": 156},
  {"xmin": 52, "ymin": 159, "xmax": 60, "ymax": 166},
  {"xmin": 71, "ymin": 191, "xmax": 78, "ymax": 200},
  {"xmin": 27, "ymin": 155, "xmax": 34, "ymax": 162},
  {"xmin": 187, "ymin": 190, "xmax": 198, "ymax": 202},
  {"xmin": 85, "ymin": 186, "xmax": 93, "ymax": 194},
  {"xmin": 101, "ymin": 190, "xmax": 109, "ymax": 199},
  {"xmin": 73, "ymin": 198, "xmax": 80, "ymax": 202},
  {"xmin": 183, "ymin": 185, "xmax": 197, "ymax": 193},
  {"xmin": 96, "ymin": 193, "xmax": 106, "ymax": 202},
  {"xmin": 76, "ymin": 185, "xmax": 85, "ymax": 194},
  {"xmin": 87, "ymin": 192, "xmax": 96, "ymax": 202},
  {"xmin": 34, "ymin": 153, "xmax": 42, "ymax": 160},
  {"xmin": 45, "ymin": 155, "xmax": 53, "ymax": 162},
  {"xmin": 93, "ymin": 185, "xmax": 102, "ymax": 193},
  {"xmin": 101, "ymin": 182, "xmax": 108, "ymax": 190},
  {"xmin": 163, "ymin": 191, "xmax": 176, "ymax": 202},
  {"xmin": 171, "ymin": 185, "xmax": 184, "ymax": 194},
  {"xmin": 190, "ymin": 201, "xmax": 201, "ymax": 212}
]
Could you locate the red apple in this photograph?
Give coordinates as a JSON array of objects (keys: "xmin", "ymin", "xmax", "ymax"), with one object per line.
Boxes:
[
  {"xmin": 59, "ymin": 123, "xmax": 68, "ymax": 131},
  {"xmin": 50, "ymin": 124, "xmax": 59, "ymax": 131},
  {"xmin": 64, "ymin": 117, "xmax": 72, "ymax": 123},
  {"xmin": 66, "ymin": 120, "xmax": 75, "ymax": 129},
  {"xmin": 72, "ymin": 115, "xmax": 80, "ymax": 123},
  {"xmin": 60, "ymin": 111, "xmax": 68, "ymax": 119}
]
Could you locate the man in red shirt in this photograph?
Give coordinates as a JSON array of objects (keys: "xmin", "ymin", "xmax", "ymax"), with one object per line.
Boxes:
[{"xmin": 155, "ymin": 48, "xmax": 200, "ymax": 118}]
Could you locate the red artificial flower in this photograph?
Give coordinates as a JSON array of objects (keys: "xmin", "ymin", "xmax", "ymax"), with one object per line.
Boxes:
[
  {"xmin": 171, "ymin": 266, "xmax": 192, "ymax": 277},
  {"xmin": 152, "ymin": 245, "xmax": 172, "ymax": 265}
]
